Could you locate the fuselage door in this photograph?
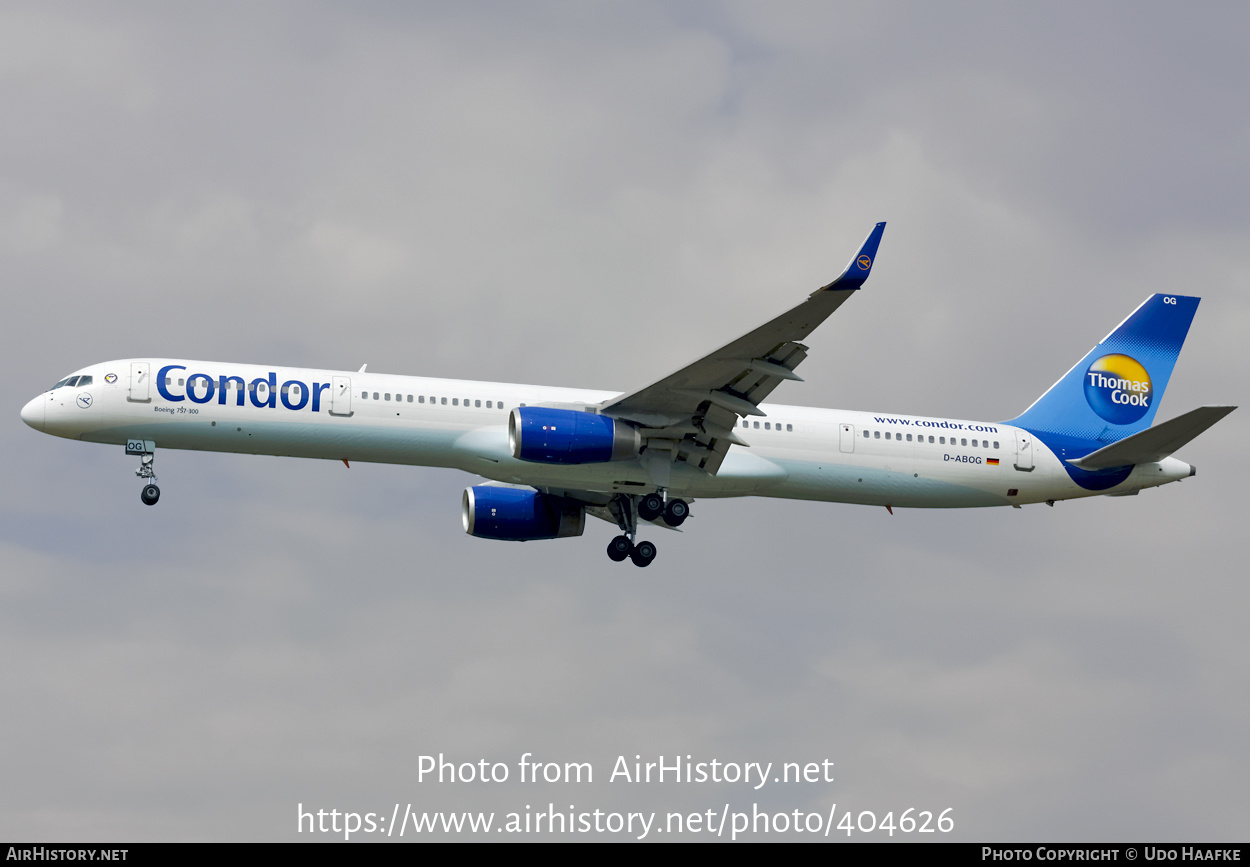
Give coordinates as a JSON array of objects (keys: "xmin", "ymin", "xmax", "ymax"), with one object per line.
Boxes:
[
  {"xmin": 330, "ymin": 376, "xmax": 353, "ymax": 416},
  {"xmin": 1014, "ymin": 429, "xmax": 1035, "ymax": 471},
  {"xmin": 839, "ymin": 423, "xmax": 855, "ymax": 453},
  {"xmin": 128, "ymin": 362, "xmax": 151, "ymax": 402}
]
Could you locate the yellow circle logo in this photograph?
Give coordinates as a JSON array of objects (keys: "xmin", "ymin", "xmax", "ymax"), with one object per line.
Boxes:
[
  {"xmin": 1083, "ymin": 353, "xmax": 1152, "ymax": 424},
  {"xmin": 857, "ymin": 255, "xmax": 872, "ymax": 270}
]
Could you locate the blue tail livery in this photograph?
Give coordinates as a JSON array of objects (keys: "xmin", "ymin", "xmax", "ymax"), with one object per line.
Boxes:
[{"xmin": 1006, "ymin": 294, "xmax": 1200, "ymax": 443}]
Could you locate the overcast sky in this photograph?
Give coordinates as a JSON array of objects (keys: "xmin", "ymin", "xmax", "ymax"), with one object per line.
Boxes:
[{"xmin": 2, "ymin": 1, "xmax": 1247, "ymax": 842}]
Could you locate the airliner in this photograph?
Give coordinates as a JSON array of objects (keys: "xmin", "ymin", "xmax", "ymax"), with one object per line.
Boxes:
[{"xmin": 20, "ymin": 223, "xmax": 1234, "ymax": 566}]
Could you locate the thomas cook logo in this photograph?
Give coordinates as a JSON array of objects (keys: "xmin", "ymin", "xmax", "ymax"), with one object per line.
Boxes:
[
  {"xmin": 857, "ymin": 255, "xmax": 872, "ymax": 270},
  {"xmin": 1083, "ymin": 354, "xmax": 1152, "ymax": 424}
]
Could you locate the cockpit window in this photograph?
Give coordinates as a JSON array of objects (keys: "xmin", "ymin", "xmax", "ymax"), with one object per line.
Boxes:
[
  {"xmin": 76, "ymin": 375, "xmax": 92, "ymax": 387},
  {"xmin": 51, "ymin": 377, "xmax": 75, "ymax": 390}
]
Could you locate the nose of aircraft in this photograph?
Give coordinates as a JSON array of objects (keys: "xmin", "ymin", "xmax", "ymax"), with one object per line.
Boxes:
[{"xmin": 20, "ymin": 395, "xmax": 44, "ymax": 432}]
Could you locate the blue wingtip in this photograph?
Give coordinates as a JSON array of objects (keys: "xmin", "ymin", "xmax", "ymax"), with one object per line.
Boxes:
[{"xmin": 834, "ymin": 221, "xmax": 886, "ymax": 289}]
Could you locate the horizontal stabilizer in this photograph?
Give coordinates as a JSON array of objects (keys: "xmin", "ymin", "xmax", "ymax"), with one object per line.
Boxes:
[{"xmin": 1067, "ymin": 405, "xmax": 1236, "ymax": 469}]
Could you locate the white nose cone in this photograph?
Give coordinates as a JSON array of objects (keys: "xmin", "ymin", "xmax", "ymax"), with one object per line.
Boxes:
[{"xmin": 20, "ymin": 396, "xmax": 44, "ymax": 432}]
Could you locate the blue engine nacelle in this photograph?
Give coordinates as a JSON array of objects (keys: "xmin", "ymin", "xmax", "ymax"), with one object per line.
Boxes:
[
  {"xmin": 509, "ymin": 406, "xmax": 641, "ymax": 465},
  {"xmin": 462, "ymin": 486, "xmax": 586, "ymax": 541}
]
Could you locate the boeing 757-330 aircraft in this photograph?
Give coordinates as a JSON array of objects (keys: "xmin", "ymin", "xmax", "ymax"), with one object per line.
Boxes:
[{"xmin": 20, "ymin": 223, "xmax": 1235, "ymax": 566}]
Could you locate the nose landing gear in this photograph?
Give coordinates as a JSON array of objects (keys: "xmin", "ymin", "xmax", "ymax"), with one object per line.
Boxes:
[{"xmin": 127, "ymin": 438, "xmax": 160, "ymax": 506}]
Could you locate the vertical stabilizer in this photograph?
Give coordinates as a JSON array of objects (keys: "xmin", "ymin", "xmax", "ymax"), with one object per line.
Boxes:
[{"xmin": 1005, "ymin": 294, "xmax": 1200, "ymax": 444}]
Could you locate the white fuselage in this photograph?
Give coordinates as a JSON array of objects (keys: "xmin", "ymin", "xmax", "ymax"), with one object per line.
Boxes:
[{"xmin": 21, "ymin": 358, "xmax": 1193, "ymax": 509}]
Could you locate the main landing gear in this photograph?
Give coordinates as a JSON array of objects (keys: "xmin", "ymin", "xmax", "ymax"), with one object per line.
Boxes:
[
  {"xmin": 605, "ymin": 492, "xmax": 689, "ymax": 567},
  {"xmin": 128, "ymin": 439, "xmax": 160, "ymax": 506},
  {"xmin": 636, "ymin": 492, "xmax": 688, "ymax": 526}
]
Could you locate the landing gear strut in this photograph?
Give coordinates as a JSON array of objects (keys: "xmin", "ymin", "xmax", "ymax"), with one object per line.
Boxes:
[
  {"xmin": 128, "ymin": 438, "xmax": 160, "ymax": 506},
  {"xmin": 604, "ymin": 492, "xmax": 690, "ymax": 567}
]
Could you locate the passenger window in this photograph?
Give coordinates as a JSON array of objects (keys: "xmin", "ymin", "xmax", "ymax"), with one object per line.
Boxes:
[
  {"xmin": 863, "ymin": 430, "xmax": 869, "ymax": 438},
  {"xmin": 994, "ymin": 441, "xmax": 1000, "ymax": 449},
  {"xmin": 385, "ymin": 393, "xmax": 391, "ymax": 401},
  {"xmin": 940, "ymin": 437, "xmax": 946, "ymax": 444},
  {"xmin": 929, "ymin": 436, "xmax": 934, "ymax": 443},
  {"xmin": 961, "ymin": 438, "xmax": 967, "ymax": 446},
  {"xmin": 418, "ymin": 395, "xmax": 424, "ymax": 403},
  {"xmin": 441, "ymin": 397, "xmax": 447, "ymax": 405},
  {"xmin": 178, "ymin": 378, "xmax": 185, "ymax": 386},
  {"xmin": 764, "ymin": 422, "xmax": 770, "ymax": 430},
  {"xmin": 874, "ymin": 431, "xmax": 880, "ymax": 439},
  {"xmin": 407, "ymin": 395, "xmax": 412, "ymax": 403},
  {"xmin": 452, "ymin": 398, "xmax": 458, "ymax": 406},
  {"xmin": 373, "ymin": 392, "xmax": 379, "ymax": 400},
  {"xmin": 906, "ymin": 434, "xmax": 912, "ymax": 442},
  {"xmin": 486, "ymin": 401, "xmax": 492, "ymax": 408},
  {"xmin": 475, "ymin": 400, "xmax": 481, "ymax": 408},
  {"xmin": 743, "ymin": 420, "xmax": 750, "ymax": 428},
  {"xmin": 786, "ymin": 424, "xmax": 792, "ymax": 432},
  {"xmin": 361, "ymin": 391, "xmax": 367, "ymax": 399},
  {"xmin": 753, "ymin": 421, "xmax": 759, "ymax": 429},
  {"xmin": 885, "ymin": 432, "xmax": 891, "ymax": 440}
]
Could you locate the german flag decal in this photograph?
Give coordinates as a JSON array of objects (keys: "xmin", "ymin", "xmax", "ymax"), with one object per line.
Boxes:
[{"xmin": 987, "ymin": 458, "xmax": 1000, "ymax": 466}]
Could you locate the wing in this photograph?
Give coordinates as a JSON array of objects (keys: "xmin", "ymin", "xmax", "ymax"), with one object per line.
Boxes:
[{"xmin": 596, "ymin": 222, "xmax": 885, "ymax": 477}]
